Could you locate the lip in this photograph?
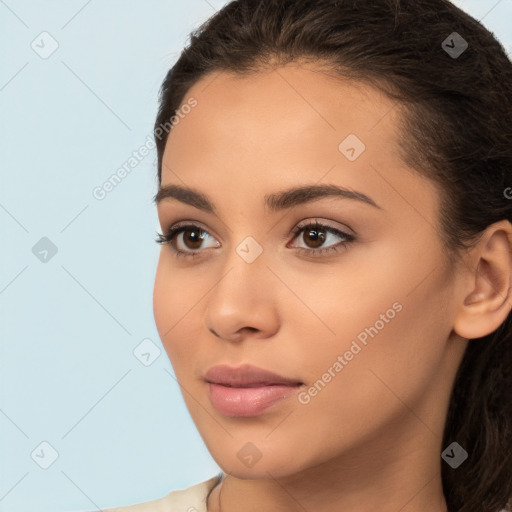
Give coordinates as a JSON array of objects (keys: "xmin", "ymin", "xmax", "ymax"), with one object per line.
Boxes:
[
  {"xmin": 204, "ymin": 364, "xmax": 303, "ymax": 417},
  {"xmin": 204, "ymin": 364, "xmax": 303, "ymax": 387}
]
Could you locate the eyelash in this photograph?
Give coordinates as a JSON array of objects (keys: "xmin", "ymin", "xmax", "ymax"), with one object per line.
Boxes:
[{"xmin": 154, "ymin": 220, "xmax": 356, "ymax": 260}]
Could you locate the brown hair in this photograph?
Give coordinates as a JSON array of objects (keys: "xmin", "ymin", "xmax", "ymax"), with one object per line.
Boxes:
[{"xmin": 153, "ymin": 1, "xmax": 512, "ymax": 511}]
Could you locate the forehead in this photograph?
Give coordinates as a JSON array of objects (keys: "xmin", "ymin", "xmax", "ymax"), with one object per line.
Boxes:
[
  {"xmin": 160, "ymin": 64, "xmax": 439, "ymax": 225},
  {"xmin": 166, "ymin": 63, "xmax": 399, "ymax": 156}
]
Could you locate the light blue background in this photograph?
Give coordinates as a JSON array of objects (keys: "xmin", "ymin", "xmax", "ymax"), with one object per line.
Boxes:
[{"xmin": 1, "ymin": 1, "xmax": 511, "ymax": 511}]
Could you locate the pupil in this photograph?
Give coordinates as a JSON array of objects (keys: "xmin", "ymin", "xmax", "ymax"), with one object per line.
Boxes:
[
  {"xmin": 306, "ymin": 229, "xmax": 325, "ymax": 248},
  {"xmin": 185, "ymin": 229, "xmax": 203, "ymax": 248}
]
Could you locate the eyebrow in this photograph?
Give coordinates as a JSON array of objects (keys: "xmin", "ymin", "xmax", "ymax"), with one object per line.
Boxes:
[{"xmin": 153, "ymin": 183, "xmax": 382, "ymax": 213}]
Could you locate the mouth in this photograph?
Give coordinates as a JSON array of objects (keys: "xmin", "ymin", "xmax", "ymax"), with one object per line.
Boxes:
[
  {"xmin": 204, "ymin": 363, "xmax": 303, "ymax": 387},
  {"xmin": 204, "ymin": 364, "xmax": 304, "ymax": 417}
]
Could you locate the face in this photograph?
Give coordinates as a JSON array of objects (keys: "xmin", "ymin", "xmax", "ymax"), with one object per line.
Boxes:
[{"xmin": 153, "ymin": 63, "xmax": 466, "ymax": 480}]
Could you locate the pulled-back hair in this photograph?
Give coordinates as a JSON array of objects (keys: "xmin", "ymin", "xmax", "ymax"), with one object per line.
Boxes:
[{"xmin": 153, "ymin": 1, "xmax": 512, "ymax": 511}]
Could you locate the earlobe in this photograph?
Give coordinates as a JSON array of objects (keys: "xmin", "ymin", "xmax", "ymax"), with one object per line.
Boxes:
[{"xmin": 453, "ymin": 220, "xmax": 512, "ymax": 340}]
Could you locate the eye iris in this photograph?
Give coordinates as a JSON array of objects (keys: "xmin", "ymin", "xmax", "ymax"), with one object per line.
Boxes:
[
  {"xmin": 304, "ymin": 228, "xmax": 326, "ymax": 248},
  {"xmin": 183, "ymin": 228, "xmax": 204, "ymax": 249}
]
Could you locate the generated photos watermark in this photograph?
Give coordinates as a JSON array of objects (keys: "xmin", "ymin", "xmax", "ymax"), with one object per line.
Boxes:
[
  {"xmin": 92, "ymin": 97, "xmax": 198, "ymax": 201},
  {"xmin": 298, "ymin": 301, "xmax": 403, "ymax": 405}
]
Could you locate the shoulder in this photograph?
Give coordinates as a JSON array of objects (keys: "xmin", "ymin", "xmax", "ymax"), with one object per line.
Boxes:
[{"xmin": 100, "ymin": 473, "xmax": 224, "ymax": 512}]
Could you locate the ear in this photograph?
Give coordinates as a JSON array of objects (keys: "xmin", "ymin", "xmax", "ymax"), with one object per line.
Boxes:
[{"xmin": 453, "ymin": 220, "xmax": 512, "ymax": 339}]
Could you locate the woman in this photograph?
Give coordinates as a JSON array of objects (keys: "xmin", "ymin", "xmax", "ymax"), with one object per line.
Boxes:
[{"xmin": 105, "ymin": 0, "xmax": 512, "ymax": 510}]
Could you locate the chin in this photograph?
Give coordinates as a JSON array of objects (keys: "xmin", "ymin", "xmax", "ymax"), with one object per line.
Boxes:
[{"xmin": 204, "ymin": 439, "xmax": 309, "ymax": 480}]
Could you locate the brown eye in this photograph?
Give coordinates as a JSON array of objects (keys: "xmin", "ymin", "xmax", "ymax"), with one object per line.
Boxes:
[
  {"xmin": 302, "ymin": 227, "xmax": 326, "ymax": 249},
  {"xmin": 155, "ymin": 223, "xmax": 220, "ymax": 258},
  {"xmin": 288, "ymin": 220, "xmax": 356, "ymax": 257},
  {"xmin": 181, "ymin": 227, "xmax": 206, "ymax": 250},
  {"xmin": 155, "ymin": 220, "xmax": 355, "ymax": 260}
]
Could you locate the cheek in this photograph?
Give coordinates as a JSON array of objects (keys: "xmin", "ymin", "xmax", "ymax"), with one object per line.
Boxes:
[
  {"xmin": 289, "ymin": 241, "xmax": 453, "ymax": 416},
  {"xmin": 309, "ymin": 275, "xmax": 451, "ymax": 419},
  {"xmin": 153, "ymin": 256, "xmax": 201, "ymax": 363},
  {"xmin": 153, "ymin": 258, "xmax": 172, "ymax": 342},
  {"xmin": 267, "ymin": 285, "xmax": 451, "ymax": 469}
]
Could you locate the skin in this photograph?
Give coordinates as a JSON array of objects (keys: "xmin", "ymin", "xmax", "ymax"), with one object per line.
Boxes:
[{"xmin": 153, "ymin": 62, "xmax": 512, "ymax": 512}]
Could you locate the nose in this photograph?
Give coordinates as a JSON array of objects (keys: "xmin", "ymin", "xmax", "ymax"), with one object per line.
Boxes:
[{"xmin": 204, "ymin": 252, "xmax": 280, "ymax": 343}]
